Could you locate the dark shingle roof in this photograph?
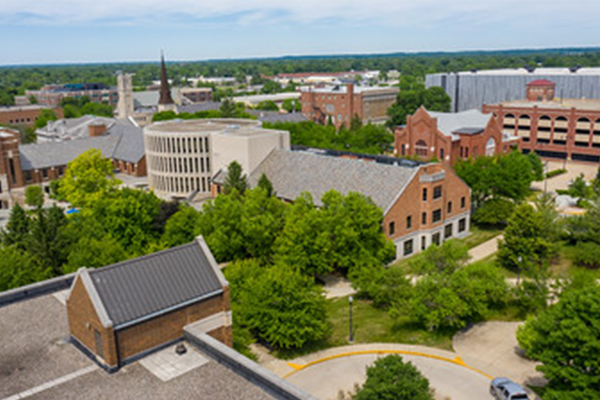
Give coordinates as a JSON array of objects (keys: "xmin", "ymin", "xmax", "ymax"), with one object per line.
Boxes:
[
  {"xmin": 245, "ymin": 149, "xmax": 418, "ymax": 213},
  {"xmin": 88, "ymin": 240, "xmax": 225, "ymax": 329}
]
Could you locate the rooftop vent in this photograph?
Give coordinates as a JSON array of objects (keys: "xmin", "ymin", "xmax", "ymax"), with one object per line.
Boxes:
[
  {"xmin": 524, "ymin": 65, "xmax": 536, "ymax": 73},
  {"xmin": 569, "ymin": 65, "xmax": 583, "ymax": 73}
]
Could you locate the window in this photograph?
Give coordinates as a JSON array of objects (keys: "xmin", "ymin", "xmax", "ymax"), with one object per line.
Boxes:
[
  {"xmin": 422, "ymin": 188, "xmax": 428, "ymax": 201},
  {"xmin": 388, "ymin": 221, "xmax": 395, "ymax": 236},
  {"xmin": 458, "ymin": 218, "xmax": 467, "ymax": 233},
  {"xmin": 433, "ymin": 185, "xmax": 442, "ymax": 199},
  {"xmin": 447, "ymin": 201, "xmax": 452, "ymax": 214},
  {"xmin": 465, "ymin": 147, "xmax": 469, "ymax": 158},
  {"xmin": 403, "ymin": 239, "xmax": 414, "ymax": 256},
  {"xmin": 432, "ymin": 209, "xmax": 442, "ymax": 223},
  {"xmin": 94, "ymin": 329, "xmax": 103, "ymax": 358},
  {"xmin": 432, "ymin": 232, "xmax": 441, "ymax": 246},
  {"xmin": 406, "ymin": 215, "xmax": 412, "ymax": 230},
  {"xmin": 421, "ymin": 212, "xmax": 427, "ymax": 225},
  {"xmin": 421, "ymin": 236, "xmax": 427, "ymax": 250},
  {"xmin": 440, "ymin": 148, "xmax": 444, "ymax": 160},
  {"xmin": 42, "ymin": 169, "xmax": 48, "ymax": 179},
  {"xmin": 444, "ymin": 224, "xmax": 453, "ymax": 239},
  {"xmin": 461, "ymin": 196, "xmax": 466, "ymax": 208},
  {"xmin": 25, "ymin": 171, "xmax": 32, "ymax": 183},
  {"xmin": 415, "ymin": 140, "xmax": 428, "ymax": 157}
]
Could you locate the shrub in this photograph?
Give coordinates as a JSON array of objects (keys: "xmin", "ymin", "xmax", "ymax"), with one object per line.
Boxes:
[
  {"xmin": 546, "ymin": 169, "xmax": 567, "ymax": 179},
  {"xmin": 472, "ymin": 198, "xmax": 515, "ymax": 226},
  {"xmin": 573, "ymin": 241, "xmax": 600, "ymax": 269}
]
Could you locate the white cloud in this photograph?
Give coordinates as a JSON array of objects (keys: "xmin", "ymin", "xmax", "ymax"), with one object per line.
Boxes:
[{"xmin": 1, "ymin": 0, "xmax": 599, "ymax": 28}]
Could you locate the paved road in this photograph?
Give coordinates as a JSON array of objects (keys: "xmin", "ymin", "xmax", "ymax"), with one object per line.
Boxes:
[{"xmin": 285, "ymin": 347, "xmax": 491, "ymax": 400}]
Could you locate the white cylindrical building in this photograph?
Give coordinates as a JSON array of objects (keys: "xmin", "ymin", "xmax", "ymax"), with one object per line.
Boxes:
[{"xmin": 144, "ymin": 118, "xmax": 289, "ymax": 199}]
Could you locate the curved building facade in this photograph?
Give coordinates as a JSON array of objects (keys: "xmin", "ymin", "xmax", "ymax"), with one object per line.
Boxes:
[{"xmin": 144, "ymin": 119, "xmax": 289, "ymax": 199}]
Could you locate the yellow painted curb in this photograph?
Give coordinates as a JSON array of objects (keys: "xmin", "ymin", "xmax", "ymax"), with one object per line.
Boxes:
[{"xmin": 282, "ymin": 349, "xmax": 494, "ymax": 380}]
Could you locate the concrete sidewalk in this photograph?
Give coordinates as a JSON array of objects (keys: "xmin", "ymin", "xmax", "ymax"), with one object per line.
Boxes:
[{"xmin": 468, "ymin": 234, "xmax": 503, "ymax": 263}]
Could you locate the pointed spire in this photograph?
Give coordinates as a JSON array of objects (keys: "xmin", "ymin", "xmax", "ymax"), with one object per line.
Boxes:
[{"xmin": 158, "ymin": 51, "xmax": 174, "ymax": 105}]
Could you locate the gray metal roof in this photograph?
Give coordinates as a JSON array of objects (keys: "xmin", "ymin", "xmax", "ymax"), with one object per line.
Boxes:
[
  {"xmin": 248, "ymin": 111, "xmax": 308, "ymax": 124},
  {"xmin": 245, "ymin": 149, "xmax": 418, "ymax": 212},
  {"xmin": 21, "ymin": 118, "xmax": 144, "ymax": 170},
  {"xmin": 88, "ymin": 240, "xmax": 225, "ymax": 328},
  {"xmin": 177, "ymin": 102, "xmax": 221, "ymax": 114},
  {"xmin": 428, "ymin": 109, "xmax": 491, "ymax": 139}
]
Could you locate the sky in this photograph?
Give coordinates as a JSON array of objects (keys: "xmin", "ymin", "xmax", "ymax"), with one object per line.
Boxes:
[{"xmin": 1, "ymin": 0, "xmax": 599, "ymax": 65}]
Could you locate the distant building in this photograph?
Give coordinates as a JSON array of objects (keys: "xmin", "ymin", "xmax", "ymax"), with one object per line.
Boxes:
[
  {"xmin": 0, "ymin": 105, "xmax": 64, "ymax": 127},
  {"xmin": 214, "ymin": 148, "xmax": 471, "ymax": 260},
  {"xmin": 232, "ymin": 92, "xmax": 300, "ymax": 109},
  {"xmin": 300, "ymin": 83, "xmax": 398, "ymax": 128},
  {"xmin": 427, "ymin": 67, "xmax": 600, "ymax": 112},
  {"xmin": 484, "ymin": 80, "xmax": 600, "ymax": 163},
  {"xmin": 394, "ymin": 107, "xmax": 520, "ymax": 165},
  {"xmin": 22, "ymin": 83, "xmax": 118, "ymax": 107},
  {"xmin": 269, "ymin": 71, "xmax": 379, "ymax": 86},
  {"xmin": 144, "ymin": 119, "xmax": 290, "ymax": 200}
]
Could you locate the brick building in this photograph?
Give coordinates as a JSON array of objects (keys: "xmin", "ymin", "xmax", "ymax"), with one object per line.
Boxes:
[
  {"xmin": 300, "ymin": 84, "xmax": 399, "ymax": 128},
  {"xmin": 483, "ymin": 80, "xmax": 600, "ymax": 163},
  {"xmin": 394, "ymin": 107, "xmax": 520, "ymax": 165},
  {"xmin": 21, "ymin": 83, "xmax": 119, "ymax": 107},
  {"xmin": 0, "ymin": 105, "xmax": 64, "ymax": 127},
  {"xmin": 214, "ymin": 148, "xmax": 471, "ymax": 259},
  {"xmin": 67, "ymin": 237, "xmax": 232, "ymax": 371}
]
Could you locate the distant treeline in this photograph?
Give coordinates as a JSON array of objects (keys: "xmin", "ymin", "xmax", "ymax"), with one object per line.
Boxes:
[{"xmin": 2, "ymin": 48, "xmax": 600, "ymax": 106}]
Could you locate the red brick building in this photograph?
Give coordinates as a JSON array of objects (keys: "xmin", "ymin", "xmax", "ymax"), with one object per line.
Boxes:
[
  {"xmin": 214, "ymin": 148, "xmax": 472, "ymax": 259},
  {"xmin": 300, "ymin": 84, "xmax": 399, "ymax": 128},
  {"xmin": 0, "ymin": 105, "xmax": 64, "ymax": 127},
  {"xmin": 21, "ymin": 83, "xmax": 118, "ymax": 107},
  {"xmin": 394, "ymin": 107, "xmax": 520, "ymax": 165},
  {"xmin": 67, "ymin": 237, "xmax": 232, "ymax": 371},
  {"xmin": 483, "ymin": 80, "xmax": 600, "ymax": 163}
]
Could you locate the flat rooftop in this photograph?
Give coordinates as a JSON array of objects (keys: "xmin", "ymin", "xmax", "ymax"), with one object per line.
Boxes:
[
  {"xmin": 0, "ymin": 105, "xmax": 53, "ymax": 112},
  {"xmin": 440, "ymin": 67, "xmax": 600, "ymax": 77},
  {"xmin": 0, "ymin": 292, "xmax": 275, "ymax": 400},
  {"xmin": 300, "ymin": 85, "xmax": 398, "ymax": 95},
  {"xmin": 494, "ymin": 98, "xmax": 600, "ymax": 112},
  {"xmin": 145, "ymin": 118, "xmax": 263, "ymax": 133}
]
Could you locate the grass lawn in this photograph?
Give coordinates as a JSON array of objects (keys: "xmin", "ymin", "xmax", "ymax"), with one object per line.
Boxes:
[{"xmin": 461, "ymin": 225, "xmax": 504, "ymax": 249}]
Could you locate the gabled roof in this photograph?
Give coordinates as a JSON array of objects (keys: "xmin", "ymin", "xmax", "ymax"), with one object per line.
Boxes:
[
  {"xmin": 76, "ymin": 237, "xmax": 226, "ymax": 329},
  {"xmin": 21, "ymin": 117, "xmax": 144, "ymax": 170},
  {"xmin": 527, "ymin": 79, "xmax": 555, "ymax": 87},
  {"xmin": 428, "ymin": 109, "xmax": 492, "ymax": 139},
  {"xmin": 243, "ymin": 149, "xmax": 419, "ymax": 212}
]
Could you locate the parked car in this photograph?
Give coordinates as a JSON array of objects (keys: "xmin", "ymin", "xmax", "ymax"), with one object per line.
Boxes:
[{"xmin": 490, "ymin": 377, "xmax": 530, "ymax": 400}]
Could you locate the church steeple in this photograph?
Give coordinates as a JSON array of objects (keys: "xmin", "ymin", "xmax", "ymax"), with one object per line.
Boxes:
[{"xmin": 158, "ymin": 52, "xmax": 174, "ymax": 106}]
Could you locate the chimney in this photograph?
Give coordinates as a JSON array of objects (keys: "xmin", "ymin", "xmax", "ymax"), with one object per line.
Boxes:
[{"xmin": 88, "ymin": 123, "xmax": 107, "ymax": 137}]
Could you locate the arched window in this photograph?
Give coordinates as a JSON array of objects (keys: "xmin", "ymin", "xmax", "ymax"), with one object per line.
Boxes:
[
  {"xmin": 503, "ymin": 114, "xmax": 516, "ymax": 130},
  {"xmin": 594, "ymin": 118, "xmax": 600, "ymax": 135},
  {"xmin": 415, "ymin": 140, "xmax": 428, "ymax": 158},
  {"xmin": 576, "ymin": 117, "xmax": 591, "ymax": 135},
  {"xmin": 485, "ymin": 138, "xmax": 496, "ymax": 156}
]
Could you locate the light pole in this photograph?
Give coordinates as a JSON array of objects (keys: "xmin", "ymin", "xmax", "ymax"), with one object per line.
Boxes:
[
  {"xmin": 349, "ymin": 296, "xmax": 354, "ymax": 344},
  {"xmin": 517, "ymin": 256, "xmax": 523, "ymax": 286}
]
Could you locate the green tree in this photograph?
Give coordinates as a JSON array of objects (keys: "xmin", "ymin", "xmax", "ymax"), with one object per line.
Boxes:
[
  {"xmin": 236, "ymin": 264, "xmax": 328, "ymax": 349},
  {"xmin": 152, "ymin": 110, "xmax": 178, "ymax": 122},
  {"xmin": 223, "ymin": 161, "xmax": 248, "ymax": 195},
  {"xmin": 569, "ymin": 173, "xmax": 593, "ymax": 199},
  {"xmin": 516, "ymin": 284, "xmax": 600, "ymax": 399},
  {"xmin": 34, "ymin": 109, "xmax": 58, "ymax": 129},
  {"xmin": 219, "ymin": 98, "xmax": 237, "ymax": 118},
  {"xmin": 254, "ymin": 100, "xmax": 279, "ymax": 111},
  {"xmin": 59, "ymin": 149, "xmax": 120, "ymax": 208},
  {"xmin": 386, "ymin": 86, "xmax": 450, "ymax": 128},
  {"xmin": 472, "ymin": 198, "xmax": 515, "ymax": 225},
  {"xmin": 354, "ymin": 355, "xmax": 434, "ymax": 400},
  {"xmin": 162, "ymin": 205, "xmax": 203, "ymax": 247},
  {"xmin": 497, "ymin": 204, "xmax": 558, "ymax": 276},
  {"xmin": 1, "ymin": 203, "xmax": 30, "ymax": 250},
  {"xmin": 64, "ymin": 235, "xmax": 127, "ymax": 273},
  {"xmin": 27, "ymin": 205, "xmax": 68, "ymax": 275},
  {"xmin": 257, "ymin": 173, "xmax": 274, "ymax": 197},
  {"xmin": 0, "ymin": 246, "xmax": 48, "ymax": 291},
  {"xmin": 25, "ymin": 185, "xmax": 44, "ymax": 208},
  {"xmin": 281, "ymin": 98, "xmax": 301, "ymax": 113},
  {"xmin": 261, "ymin": 80, "xmax": 282, "ymax": 94},
  {"xmin": 200, "ymin": 192, "xmax": 245, "ymax": 262},
  {"xmin": 410, "ymin": 240, "xmax": 471, "ymax": 275}
]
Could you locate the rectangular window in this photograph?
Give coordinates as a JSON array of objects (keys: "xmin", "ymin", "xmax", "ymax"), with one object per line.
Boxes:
[
  {"xmin": 389, "ymin": 221, "xmax": 395, "ymax": 236},
  {"xmin": 432, "ymin": 232, "xmax": 441, "ymax": 246},
  {"xmin": 447, "ymin": 201, "xmax": 452, "ymax": 214},
  {"xmin": 433, "ymin": 185, "xmax": 442, "ymax": 199},
  {"xmin": 461, "ymin": 196, "xmax": 466, "ymax": 208},
  {"xmin": 444, "ymin": 224, "xmax": 453, "ymax": 239},
  {"xmin": 422, "ymin": 188, "xmax": 428, "ymax": 201},
  {"xmin": 94, "ymin": 329, "xmax": 103, "ymax": 358},
  {"xmin": 403, "ymin": 239, "xmax": 414, "ymax": 256},
  {"xmin": 421, "ymin": 235, "xmax": 427, "ymax": 250},
  {"xmin": 406, "ymin": 215, "xmax": 412, "ymax": 230},
  {"xmin": 25, "ymin": 170, "xmax": 32, "ymax": 183},
  {"xmin": 42, "ymin": 169, "xmax": 48, "ymax": 179},
  {"xmin": 458, "ymin": 218, "xmax": 467, "ymax": 233},
  {"xmin": 432, "ymin": 209, "xmax": 442, "ymax": 223},
  {"xmin": 421, "ymin": 212, "xmax": 427, "ymax": 225}
]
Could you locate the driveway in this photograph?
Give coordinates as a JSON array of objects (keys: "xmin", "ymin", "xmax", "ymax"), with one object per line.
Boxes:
[{"xmin": 282, "ymin": 344, "xmax": 492, "ymax": 400}]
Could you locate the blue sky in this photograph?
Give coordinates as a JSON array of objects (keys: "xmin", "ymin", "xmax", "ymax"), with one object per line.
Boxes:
[{"xmin": 1, "ymin": 0, "xmax": 599, "ymax": 65}]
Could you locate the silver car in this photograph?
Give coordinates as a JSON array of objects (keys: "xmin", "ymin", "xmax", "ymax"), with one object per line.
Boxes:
[{"xmin": 490, "ymin": 377, "xmax": 530, "ymax": 400}]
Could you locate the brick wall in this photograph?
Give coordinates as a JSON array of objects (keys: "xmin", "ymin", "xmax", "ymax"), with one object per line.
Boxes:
[{"xmin": 0, "ymin": 107, "xmax": 64, "ymax": 127}]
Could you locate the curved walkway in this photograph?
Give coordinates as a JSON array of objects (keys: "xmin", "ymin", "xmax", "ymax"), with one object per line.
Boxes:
[{"xmin": 280, "ymin": 344, "xmax": 492, "ymax": 400}]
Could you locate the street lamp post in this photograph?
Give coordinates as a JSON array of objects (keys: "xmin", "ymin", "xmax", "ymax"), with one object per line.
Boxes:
[{"xmin": 349, "ymin": 296, "xmax": 354, "ymax": 344}]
